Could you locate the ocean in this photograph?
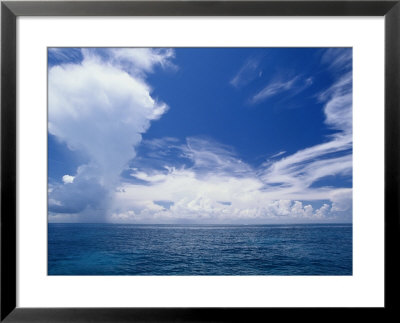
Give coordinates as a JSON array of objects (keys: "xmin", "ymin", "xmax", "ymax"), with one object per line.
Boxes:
[{"xmin": 48, "ymin": 223, "xmax": 352, "ymax": 275}]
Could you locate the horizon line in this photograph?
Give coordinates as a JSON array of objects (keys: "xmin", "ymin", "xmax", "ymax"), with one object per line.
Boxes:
[{"xmin": 48, "ymin": 222, "xmax": 352, "ymax": 225}]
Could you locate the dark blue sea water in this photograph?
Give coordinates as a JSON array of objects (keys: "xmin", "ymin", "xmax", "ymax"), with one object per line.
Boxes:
[{"xmin": 48, "ymin": 223, "xmax": 352, "ymax": 275}]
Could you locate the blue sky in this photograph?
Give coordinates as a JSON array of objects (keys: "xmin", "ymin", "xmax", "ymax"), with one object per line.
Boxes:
[{"xmin": 48, "ymin": 47, "xmax": 352, "ymax": 224}]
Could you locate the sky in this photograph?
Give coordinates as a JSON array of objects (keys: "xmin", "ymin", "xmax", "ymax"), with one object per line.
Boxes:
[{"xmin": 48, "ymin": 47, "xmax": 352, "ymax": 224}]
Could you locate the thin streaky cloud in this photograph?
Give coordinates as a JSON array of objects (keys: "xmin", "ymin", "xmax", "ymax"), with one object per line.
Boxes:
[
  {"xmin": 270, "ymin": 151, "xmax": 286, "ymax": 158},
  {"xmin": 230, "ymin": 58, "xmax": 261, "ymax": 88},
  {"xmin": 250, "ymin": 77, "xmax": 298, "ymax": 104},
  {"xmin": 250, "ymin": 75, "xmax": 315, "ymax": 105},
  {"xmin": 259, "ymin": 67, "xmax": 352, "ymax": 203},
  {"xmin": 48, "ymin": 48, "xmax": 83, "ymax": 64},
  {"xmin": 321, "ymin": 48, "xmax": 352, "ymax": 71}
]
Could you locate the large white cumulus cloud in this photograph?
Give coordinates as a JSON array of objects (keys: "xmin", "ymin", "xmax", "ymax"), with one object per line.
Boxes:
[{"xmin": 48, "ymin": 48, "xmax": 173, "ymax": 220}]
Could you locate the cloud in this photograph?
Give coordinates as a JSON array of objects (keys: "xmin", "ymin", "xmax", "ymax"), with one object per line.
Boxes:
[
  {"xmin": 182, "ymin": 137, "xmax": 253, "ymax": 176},
  {"xmin": 48, "ymin": 48, "xmax": 174, "ymax": 221},
  {"xmin": 250, "ymin": 76, "xmax": 312, "ymax": 104},
  {"xmin": 318, "ymin": 49, "xmax": 352, "ymax": 135},
  {"xmin": 112, "ymin": 168, "xmax": 348, "ymax": 224},
  {"xmin": 259, "ymin": 68, "xmax": 352, "ymax": 198},
  {"xmin": 154, "ymin": 200, "xmax": 174, "ymax": 210},
  {"xmin": 48, "ymin": 48, "xmax": 83, "ymax": 65},
  {"xmin": 270, "ymin": 151, "xmax": 286, "ymax": 158},
  {"xmin": 49, "ymin": 170, "xmax": 108, "ymax": 215},
  {"xmin": 321, "ymin": 48, "xmax": 352, "ymax": 71},
  {"xmin": 110, "ymin": 131, "xmax": 351, "ymax": 224},
  {"xmin": 62, "ymin": 175, "xmax": 75, "ymax": 184},
  {"xmin": 320, "ymin": 72, "xmax": 352, "ymax": 133},
  {"xmin": 108, "ymin": 48, "xmax": 176, "ymax": 77},
  {"xmin": 230, "ymin": 58, "xmax": 261, "ymax": 88},
  {"xmin": 251, "ymin": 77, "xmax": 297, "ymax": 103}
]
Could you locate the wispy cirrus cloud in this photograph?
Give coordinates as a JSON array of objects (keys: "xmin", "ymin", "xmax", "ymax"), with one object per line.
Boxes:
[
  {"xmin": 250, "ymin": 76, "xmax": 313, "ymax": 104},
  {"xmin": 321, "ymin": 48, "xmax": 352, "ymax": 71},
  {"xmin": 182, "ymin": 137, "xmax": 253, "ymax": 176},
  {"xmin": 258, "ymin": 52, "xmax": 352, "ymax": 209},
  {"xmin": 48, "ymin": 48, "xmax": 83, "ymax": 65},
  {"xmin": 230, "ymin": 57, "xmax": 261, "ymax": 88},
  {"xmin": 270, "ymin": 151, "xmax": 286, "ymax": 159}
]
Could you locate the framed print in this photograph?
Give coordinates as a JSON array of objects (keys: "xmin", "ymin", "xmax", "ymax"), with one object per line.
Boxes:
[{"xmin": 1, "ymin": 0, "xmax": 399, "ymax": 321}]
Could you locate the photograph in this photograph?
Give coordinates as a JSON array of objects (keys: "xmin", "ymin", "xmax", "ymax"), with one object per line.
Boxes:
[
  {"xmin": 47, "ymin": 47, "xmax": 352, "ymax": 276},
  {"xmin": 3, "ymin": 0, "xmax": 399, "ymax": 320}
]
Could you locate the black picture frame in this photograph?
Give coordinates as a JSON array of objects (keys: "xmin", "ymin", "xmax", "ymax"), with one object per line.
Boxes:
[{"xmin": 1, "ymin": 0, "xmax": 399, "ymax": 321}]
